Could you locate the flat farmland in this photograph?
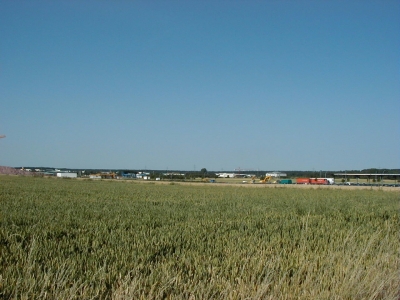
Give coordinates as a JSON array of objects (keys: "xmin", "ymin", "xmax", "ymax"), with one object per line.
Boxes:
[
  {"xmin": 1, "ymin": 176, "xmax": 399, "ymax": 299},
  {"xmin": 139, "ymin": 178, "xmax": 400, "ymax": 191}
]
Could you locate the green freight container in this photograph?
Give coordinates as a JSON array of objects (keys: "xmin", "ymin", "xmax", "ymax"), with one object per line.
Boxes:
[{"xmin": 279, "ymin": 179, "xmax": 292, "ymax": 184}]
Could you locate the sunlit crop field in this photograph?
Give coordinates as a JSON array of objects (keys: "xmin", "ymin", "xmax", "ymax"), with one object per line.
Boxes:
[{"xmin": 1, "ymin": 176, "xmax": 399, "ymax": 299}]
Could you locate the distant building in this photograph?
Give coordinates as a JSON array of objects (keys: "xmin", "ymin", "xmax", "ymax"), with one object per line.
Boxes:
[
  {"xmin": 136, "ymin": 172, "xmax": 150, "ymax": 179},
  {"xmin": 216, "ymin": 173, "xmax": 236, "ymax": 178},
  {"xmin": 122, "ymin": 173, "xmax": 136, "ymax": 178},
  {"xmin": 57, "ymin": 172, "xmax": 77, "ymax": 178},
  {"xmin": 266, "ymin": 172, "xmax": 287, "ymax": 178}
]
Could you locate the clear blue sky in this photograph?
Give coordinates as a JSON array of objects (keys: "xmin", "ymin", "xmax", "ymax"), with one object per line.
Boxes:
[{"xmin": 1, "ymin": 1, "xmax": 399, "ymax": 171}]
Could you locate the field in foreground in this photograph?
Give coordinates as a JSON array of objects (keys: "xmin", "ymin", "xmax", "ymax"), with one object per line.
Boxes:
[{"xmin": 0, "ymin": 176, "xmax": 399, "ymax": 299}]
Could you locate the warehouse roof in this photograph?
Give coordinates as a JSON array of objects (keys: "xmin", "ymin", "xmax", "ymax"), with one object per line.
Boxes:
[{"xmin": 334, "ymin": 173, "xmax": 400, "ymax": 176}]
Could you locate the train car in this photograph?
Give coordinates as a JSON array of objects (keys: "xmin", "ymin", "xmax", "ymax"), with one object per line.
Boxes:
[
  {"xmin": 296, "ymin": 178, "xmax": 311, "ymax": 184},
  {"xmin": 309, "ymin": 178, "xmax": 329, "ymax": 185},
  {"xmin": 296, "ymin": 178, "xmax": 334, "ymax": 185},
  {"xmin": 279, "ymin": 179, "xmax": 293, "ymax": 184}
]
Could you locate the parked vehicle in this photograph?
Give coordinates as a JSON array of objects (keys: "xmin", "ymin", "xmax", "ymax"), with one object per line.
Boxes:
[
  {"xmin": 296, "ymin": 178, "xmax": 335, "ymax": 185},
  {"xmin": 310, "ymin": 178, "xmax": 329, "ymax": 185},
  {"xmin": 296, "ymin": 178, "xmax": 311, "ymax": 184},
  {"xmin": 260, "ymin": 176, "xmax": 272, "ymax": 183},
  {"xmin": 279, "ymin": 179, "xmax": 293, "ymax": 184}
]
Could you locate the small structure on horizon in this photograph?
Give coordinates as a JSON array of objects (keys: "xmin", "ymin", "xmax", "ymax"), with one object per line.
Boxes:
[
  {"xmin": 57, "ymin": 172, "xmax": 78, "ymax": 178},
  {"xmin": 266, "ymin": 172, "xmax": 287, "ymax": 178}
]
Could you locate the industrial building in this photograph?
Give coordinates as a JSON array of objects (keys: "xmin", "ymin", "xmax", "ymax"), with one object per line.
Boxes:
[
  {"xmin": 56, "ymin": 172, "xmax": 77, "ymax": 178},
  {"xmin": 266, "ymin": 172, "xmax": 287, "ymax": 177},
  {"xmin": 216, "ymin": 173, "xmax": 237, "ymax": 178}
]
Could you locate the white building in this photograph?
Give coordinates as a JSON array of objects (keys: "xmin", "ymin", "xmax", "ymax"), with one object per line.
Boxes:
[
  {"xmin": 136, "ymin": 172, "xmax": 150, "ymax": 179},
  {"xmin": 266, "ymin": 172, "xmax": 287, "ymax": 178},
  {"xmin": 57, "ymin": 172, "xmax": 77, "ymax": 178},
  {"xmin": 216, "ymin": 173, "xmax": 236, "ymax": 178}
]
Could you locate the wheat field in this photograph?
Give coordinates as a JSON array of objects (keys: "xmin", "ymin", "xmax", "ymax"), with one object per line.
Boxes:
[{"xmin": 1, "ymin": 176, "xmax": 398, "ymax": 299}]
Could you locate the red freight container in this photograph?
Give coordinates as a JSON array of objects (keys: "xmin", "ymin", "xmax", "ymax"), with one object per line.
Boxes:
[
  {"xmin": 296, "ymin": 178, "xmax": 311, "ymax": 184},
  {"xmin": 309, "ymin": 178, "xmax": 328, "ymax": 185}
]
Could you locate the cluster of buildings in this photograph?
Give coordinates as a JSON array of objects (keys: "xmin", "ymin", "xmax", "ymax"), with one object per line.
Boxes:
[
  {"xmin": 43, "ymin": 170, "xmax": 186, "ymax": 180},
  {"xmin": 216, "ymin": 172, "xmax": 287, "ymax": 178},
  {"xmin": 18, "ymin": 167, "xmax": 290, "ymax": 181}
]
